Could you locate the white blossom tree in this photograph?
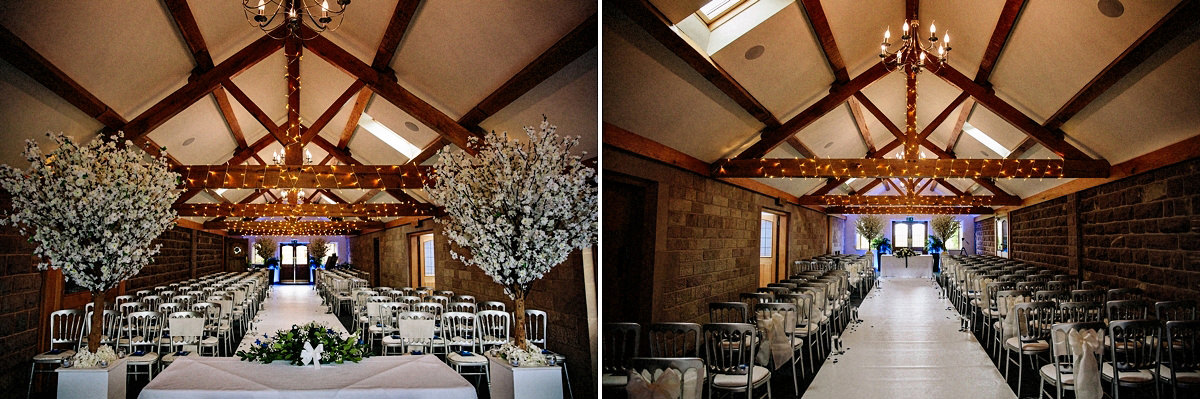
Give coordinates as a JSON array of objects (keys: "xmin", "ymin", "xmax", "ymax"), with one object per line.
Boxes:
[
  {"xmin": 0, "ymin": 133, "xmax": 179, "ymax": 353},
  {"xmin": 427, "ymin": 118, "xmax": 597, "ymax": 350}
]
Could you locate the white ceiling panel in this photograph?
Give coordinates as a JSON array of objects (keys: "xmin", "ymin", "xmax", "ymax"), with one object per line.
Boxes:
[{"xmin": 480, "ymin": 49, "xmax": 598, "ymax": 157}]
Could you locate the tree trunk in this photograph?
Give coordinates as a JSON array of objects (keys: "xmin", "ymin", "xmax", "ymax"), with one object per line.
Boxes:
[
  {"xmin": 87, "ymin": 289, "xmax": 106, "ymax": 353},
  {"xmin": 512, "ymin": 290, "xmax": 527, "ymax": 351}
]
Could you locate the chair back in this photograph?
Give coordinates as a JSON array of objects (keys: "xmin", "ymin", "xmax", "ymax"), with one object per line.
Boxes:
[
  {"xmin": 996, "ymin": 290, "xmax": 1031, "ymax": 318},
  {"xmin": 603, "ymin": 322, "xmax": 640, "ymax": 374},
  {"xmin": 452, "ymin": 295, "xmax": 476, "ymax": 304},
  {"xmin": 1013, "ymin": 301, "xmax": 1056, "ymax": 343},
  {"xmin": 447, "ymin": 302, "xmax": 477, "ymax": 314},
  {"xmin": 709, "ymin": 302, "xmax": 749, "ymax": 324},
  {"xmin": 191, "ymin": 302, "xmax": 221, "ymax": 329},
  {"xmin": 524, "ymin": 309, "xmax": 548, "ymax": 346},
  {"xmin": 141, "ymin": 295, "xmax": 163, "ymax": 310},
  {"xmin": 1058, "ymin": 301, "xmax": 1104, "ymax": 323},
  {"xmin": 739, "ymin": 293, "xmax": 772, "ymax": 316},
  {"xmin": 476, "ymin": 310, "xmax": 511, "ymax": 349},
  {"xmin": 1164, "ymin": 320, "xmax": 1200, "ymax": 397},
  {"xmin": 167, "ymin": 311, "xmax": 204, "ymax": 347},
  {"xmin": 433, "ymin": 290, "xmax": 455, "ymax": 298},
  {"xmin": 1034, "ymin": 290, "xmax": 1069, "ymax": 303},
  {"xmin": 398, "ymin": 296, "xmax": 422, "ymax": 306},
  {"xmin": 757, "ymin": 287, "xmax": 788, "ymax": 298},
  {"xmin": 427, "ymin": 295, "xmax": 450, "ymax": 309},
  {"xmin": 125, "ymin": 311, "xmax": 163, "ymax": 349},
  {"xmin": 755, "ymin": 302, "xmax": 797, "ymax": 339},
  {"xmin": 1016, "ymin": 281, "xmax": 1046, "ymax": 292},
  {"xmin": 647, "ymin": 322, "xmax": 701, "ymax": 358},
  {"xmin": 158, "ymin": 302, "xmax": 182, "ymax": 314},
  {"xmin": 119, "ymin": 302, "xmax": 145, "ymax": 319},
  {"xmin": 985, "ymin": 281, "xmax": 1014, "ymax": 311},
  {"xmin": 48, "ymin": 309, "xmax": 86, "ymax": 349},
  {"xmin": 1106, "ymin": 288, "xmax": 1142, "ymax": 302},
  {"xmin": 442, "ymin": 312, "xmax": 477, "ymax": 350},
  {"xmin": 1108, "ymin": 320, "xmax": 1162, "ymax": 374},
  {"xmin": 1156, "ymin": 300, "xmax": 1197, "ymax": 321},
  {"xmin": 701, "ymin": 323, "xmax": 758, "ymax": 379},
  {"xmin": 628, "ymin": 357, "xmax": 707, "ymax": 399},
  {"xmin": 173, "ymin": 295, "xmax": 195, "ymax": 308},
  {"xmin": 1071, "ymin": 289, "xmax": 1105, "ymax": 303},
  {"xmin": 480, "ymin": 301, "xmax": 506, "ymax": 312},
  {"xmin": 396, "ymin": 311, "xmax": 436, "ymax": 350},
  {"xmin": 83, "ymin": 310, "xmax": 121, "ymax": 347},
  {"xmin": 1106, "ymin": 299, "xmax": 1151, "ymax": 322},
  {"xmin": 415, "ymin": 302, "xmax": 444, "ymax": 320},
  {"xmin": 1046, "ymin": 280, "xmax": 1073, "ymax": 291}
]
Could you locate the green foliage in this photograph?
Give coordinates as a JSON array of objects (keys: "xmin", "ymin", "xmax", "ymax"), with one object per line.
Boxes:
[
  {"xmin": 872, "ymin": 237, "xmax": 891, "ymax": 254},
  {"xmin": 855, "ymin": 215, "xmax": 884, "ymax": 242},
  {"xmin": 307, "ymin": 238, "xmax": 331, "ymax": 267},
  {"xmin": 253, "ymin": 238, "xmax": 276, "ymax": 265},
  {"xmin": 236, "ymin": 322, "xmax": 369, "ymax": 365},
  {"xmin": 930, "ymin": 215, "xmax": 960, "ymax": 241},
  {"xmin": 926, "ymin": 235, "xmax": 945, "ymax": 253}
]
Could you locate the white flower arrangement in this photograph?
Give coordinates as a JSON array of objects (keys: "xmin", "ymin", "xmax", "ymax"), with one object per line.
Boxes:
[
  {"xmin": 69, "ymin": 345, "xmax": 118, "ymax": 369},
  {"xmin": 426, "ymin": 118, "xmax": 597, "ymax": 350},
  {"xmin": 0, "ymin": 132, "xmax": 179, "ymax": 352},
  {"xmin": 489, "ymin": 342, "xmax": 550, "ymax": 367}
]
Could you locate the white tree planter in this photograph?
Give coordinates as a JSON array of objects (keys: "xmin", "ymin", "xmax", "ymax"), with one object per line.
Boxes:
[
  {"xmin": 487, "ymin": 355, "xmax": 563, "ymax": 399},
  {"xmin": 56, "ymin": 358, "xmax": 126, "ymax": 399}
]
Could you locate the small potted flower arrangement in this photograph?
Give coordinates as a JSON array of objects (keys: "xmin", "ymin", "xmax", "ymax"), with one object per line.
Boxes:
[{"xmin": 893, "ymin": 247, "xmax": 917, "ymax": 268}]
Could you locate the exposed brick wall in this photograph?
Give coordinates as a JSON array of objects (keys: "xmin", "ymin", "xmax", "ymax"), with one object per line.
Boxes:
[
  {"xmin": 433, "ymin": 222, "xmax": 595, "ymax": 399},
  {"xmin": 0, "ymin": 225, "xmax": 43, "ymax": 394},
  {"xmin": 1009, "ymin": 157, "xmax": 1200, "ymax": 300},
  {"xmin": 195, "ymin": 230, "xmax": 224, "ymax": 277},
  {"xmin": 976, "ymin": 217, "xmax": 996, "ymax": 255},
  {"xmin": 127, "ymin": 228, "xmax": 192, "ymax": 291},
  {"xmin": 348, "ymin": 221, "xmax": 434, "ymax": 287},
  {"xmin": 605, "ymin": 148, "xmax": 830, "ymax": 327},
  {"xmin": 1011, "ymin": 197, "xmax": 1072, "ymax": 274}
]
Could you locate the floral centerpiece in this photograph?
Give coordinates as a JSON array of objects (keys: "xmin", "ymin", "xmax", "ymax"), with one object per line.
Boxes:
[
  {"xmin": 491, "ymin": 341, "xmax": 551, "ymax": 367},
  {"xmin": 68, "ymin": 345, "xmax": 118, "ymax": 369},
  {"xmin": 0, "ymin": 132, "xmax": 178, "ymax": 359},
  {"xmin": 236, "ymin": 322, "xmax": 369, "ymax": 367},
  {"xmin": 426, "ymin": 118, "xmax": 597, "ymax": 359},
  {"xmin": 894, "ymin": 247, "xmax": 917, "ymax": 268}
]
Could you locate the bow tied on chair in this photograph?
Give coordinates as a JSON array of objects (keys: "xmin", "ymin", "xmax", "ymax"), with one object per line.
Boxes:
[
  {"xmin": 1052, "ymin": 328, "xmax": 1102, "ymax": 399},
  {"xmin": 755, "ymin": 312, "xmax": 791, "ymax": 370},
  {"xmin": 301, "ymin": 341, "xmax": 324, "ymax": 370},
  {"xmin": 626, "ymin": 368, "xmax": 683, "ymax": 399}
]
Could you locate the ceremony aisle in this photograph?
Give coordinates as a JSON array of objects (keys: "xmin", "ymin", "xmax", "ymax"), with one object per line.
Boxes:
[
  {"xmin": 236, "ymin": 285, "xmax": 346, "ymax": 353},
  {"xmin": 802, "ymin": 279, "xmax": 1015, "ymax": 399}
]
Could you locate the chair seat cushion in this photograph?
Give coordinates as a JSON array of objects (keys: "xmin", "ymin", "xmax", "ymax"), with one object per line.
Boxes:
[
  {"xmin": 712, "ymin": 365, "xmax": 770, "ymax": 387},
  {"xmin": 381, "ymin": 336, "xmax": 406, "ymax": 345},
  {"xmin": 33, "ymin": 350, "xmax": 76, "ymax": 362},
  {"xmin": 1005, "ymin": 337, "xmax": 1050, "ymax": 352},
  {"xmin": 981, "ymin": 308, "xmax": 1000, "ymax": 318},
  {"xmin": 1102, "ymin": 362, "xmax": 1154, "ymax": 383},
  {"xmin": 601, "ymin": 373, "xmax": 627, "ymax": 387},
  {"xmin": 1040, "ymin": 364, "xmax": 1075, "ymax": 386},
  {"xmin": 792, "ymin": 336, "xmax": 805, "ymax": 348},
  {"xmin": 448, "ymin": 352, "xmax": 488, "ymax": 365},
  {"xmin": 126, "ymin": 352, "xmax": 159, "ymax": 364},
  {"xmin": 1158, "ymin": 365, "xmax": 1200, "ymax": 383},
  {"xmin": 161, "ymin": 351, "xmax": 194, "ymax": 364},
  {"xmin": 201, "ymin": 337, "xmax": 219, "ymax": 345}
]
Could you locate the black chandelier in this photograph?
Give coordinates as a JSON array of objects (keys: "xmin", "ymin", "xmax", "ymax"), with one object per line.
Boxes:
[{"xmin": 244, "ymin": 0, "xmax": 351, "ymax": 40}]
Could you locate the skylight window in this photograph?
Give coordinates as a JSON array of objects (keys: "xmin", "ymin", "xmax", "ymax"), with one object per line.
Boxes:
[
  {"xmin": 697, "ymin": 0, "xmax": 749, "ymax": 24},
  {"xmin": 359, "ymin": 113, "xmax": 421, "ymax": 159},
  {"xmin": 963, "ymin": 122, "xmax": 1011, "ymax": 158},
  {"xmin": 214, "ymin": 188, "xmax": 228, "ymax": 196}
]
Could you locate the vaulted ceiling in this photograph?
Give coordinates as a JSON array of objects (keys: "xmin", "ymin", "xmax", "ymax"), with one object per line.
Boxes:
[
  {"xmin": 0, "ymin": 0, "xmax": 597, "ymax": 233},
  {"xmin": 604, "ymin": 0, "xmax": 1200, "ymax": 214}
]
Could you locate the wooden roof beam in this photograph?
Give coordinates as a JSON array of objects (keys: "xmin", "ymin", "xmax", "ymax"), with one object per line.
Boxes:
[
  {"xmin": 371, "ymin": 0, "xmax": 423, "ymax": 70},
  {"xmin": 737, "ymin": 62, "xmax": 891, "ymax": 159},
  {"xmin": 175, "ymin": 165, "xmax": 433, "ymax": 189},
  {"xmin": 299, "ymin": 80, "xmax": 366, "ymax": 145},
  {"xmin": 850, "ymin": 179, "xmax": 884, "ymax": 195},
  {"xmin": 163, "ymin": 0, "xmax": 214, "ymax": 72},
  {"xmin": 797, "ymin": 194, "xmax": 1021, "ymax": 206},
  {"xmin": 177, "ymin": 203, "xmax": 436, "ymax": 218},
  {"xmin": 917, "ymin": 92, "xmax": 970, "ymax": 141},
  {"xmin": 853, "ymin": 92, "xmax": 905, "ymax": 141},
  {"xmin": 847, "ymin": 97, "xmax": 876, "ymax": 154},
  {"xmin": 711, "ymin": 157, "xmax": 1109, "ymax": 179},
  {"xmin": 785, "ymin": 136, "xmax": 818, "ymax": 159},
  {"xmin": 0, "ymin": 24, "xmax": 125, "ymax": 129},
  {"xmin": 974, "ymin": 0, "xmax": 1027, "ymax": 84},
  {"xmin": 926, "ymin": 60, "xmax": 1099, "ymax": 161},
  {"xmin": 934, "ymin": 178, "xmax": 968, "ymax": 196},
  {"xmin": 222, "ymin": 80, "xmax": 288, "ymax": 144},
  {"xmin": 799, "ymin": 0, "xmax": 848, "ymax": 83},
  {"xmin": 946, "ymin": 98, "xmax": 975, "ymax": 154},
  {"xmin": 1044, "ymin": 0, "xmax": 1200, "ymax": 130},
  {"xmin": 827, "ymin": 206, "xmax": 994, "ymax": 215}
]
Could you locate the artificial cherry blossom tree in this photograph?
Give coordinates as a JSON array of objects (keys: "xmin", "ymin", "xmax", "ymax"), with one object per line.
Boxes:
[
  {"xmin": 427, "ymin": 118, "xmax": 597, "ymax": 351},
  {"xmin": 0, "ymin": 133, "xmax": 179, "ymax": 353}
]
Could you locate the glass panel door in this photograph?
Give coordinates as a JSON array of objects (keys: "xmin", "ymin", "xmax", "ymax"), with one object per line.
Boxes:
[
  {"xmin": 893, "ymin": 223, "xmax": 909, "ymax": 248},
  {"xmin": 911, "ymin": 223, "xmax": 927, "ymax": 249}
]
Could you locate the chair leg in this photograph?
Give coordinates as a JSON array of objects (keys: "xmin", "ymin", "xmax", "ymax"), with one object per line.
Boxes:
[
  {"xmin": 561, "ymin": 362, "xmax": 573, "ymax": 399},
  {"xmin": 26, "ymin": 362, "xmax": 37, "ymax": 399},
  {"xmin": 1016, "ymin": 353, "xmax": 1024, "ymax": 398}
]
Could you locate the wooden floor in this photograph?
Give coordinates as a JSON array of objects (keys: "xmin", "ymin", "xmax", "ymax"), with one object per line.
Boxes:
[{"xmin": 802, "ymin": 278, "xmax": 1016, "ymax": 399}]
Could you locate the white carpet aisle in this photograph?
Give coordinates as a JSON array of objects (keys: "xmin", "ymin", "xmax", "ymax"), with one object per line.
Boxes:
[
  {"xmin": 803, "ymin": 278, "xmax": 1016, "ymax": 399},
  {"xmin": 236, "ymin": 285, "xmax": 347, "ymax": 353}
]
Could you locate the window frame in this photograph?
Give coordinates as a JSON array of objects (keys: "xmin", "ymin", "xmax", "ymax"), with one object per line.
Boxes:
[
  {"xmin": 695, "ymin": 0, "xmax": 757, "ymax": 28},
  {"xmin": 891, "ymin": 220, "xmax": 929, "ymax": 251},
  {"xmin": 759, "ymin": 218, "xmax": 774, "ymax": 258}
]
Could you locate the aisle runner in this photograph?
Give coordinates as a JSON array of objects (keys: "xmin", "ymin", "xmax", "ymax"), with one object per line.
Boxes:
[
  {"xmin": 236, "ymin": 285, "xmax": 348, "ymax": 353},
  {"xmin": 803, "ymin": 279, "xmax": 1015, "ymax": 399}
]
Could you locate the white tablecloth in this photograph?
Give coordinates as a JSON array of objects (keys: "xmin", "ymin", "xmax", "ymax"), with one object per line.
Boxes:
[
  {"xmin": 879, "ymin": 255, "xmax": 934, "ymax": 278},
  {"xmin": 139, "ymin": 355, "xmax": 477, "ymax": 399}
]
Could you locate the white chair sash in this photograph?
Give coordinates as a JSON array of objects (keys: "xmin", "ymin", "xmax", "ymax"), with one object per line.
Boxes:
[
  {"xmin": 1052, "ymin": 328, "xmax": 1102, "ymax": 399},
  {"xmin": 755, "ymin": 312, "xmax": 791, "ymax": 370}
]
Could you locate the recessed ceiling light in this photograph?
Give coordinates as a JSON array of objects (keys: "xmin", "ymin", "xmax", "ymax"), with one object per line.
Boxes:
[
  {"xmin": 404, "ymin": 122, "xmax": 419, "ymax": 132},
  {"xmin": 744, "ymin": 45, "xmax": 765, "ymax": 60},
  {"xmin": 182, "ymin": 137, "xmax": 195, "ymax": 146},
  {"xmin": 823, "ymin": 141, "xmax": 834, "ymax": 149},
  {"xmin": 1098, "ymin": 0, "xmax": 1124, "ymax": 18}
]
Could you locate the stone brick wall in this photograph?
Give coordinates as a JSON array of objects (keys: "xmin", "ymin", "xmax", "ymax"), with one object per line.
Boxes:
[
  {"xmin": 0, "ymin": 225, "xmax": 43, "ymax": 394},
  {"xmin": 605, "ymin": 148, "xmax": 830, "ymax": 327},
  {"xmin": 976, "ymin": 216, "xmax": 996, "ymax": 255},
  {"xmin": 127, "ymin": 227, "xmax": 193, "ymax": 291},
  {"xmin": 195, "ymin": 230, "xmax": 225, "ymax": 277},
  {"xmin": 348, "ymin": 220, "xmax": 434, "ymax": 287},
  {"xmin": 1011, "ymin": 197, "xmax": 1072, "ymax": 274},
  {"xmin": 1009, "ymin": 157, "xmax": 1200, "ymax": 300},
  {"xmin": 433, "ymin": 222, "xmax": 594, "ymax": 399}
]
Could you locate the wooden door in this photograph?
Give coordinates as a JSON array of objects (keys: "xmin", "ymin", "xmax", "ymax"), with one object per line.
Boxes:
[{"xmin": 280, "ymin": 242, "xmax": 310, "ymax": 283}]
